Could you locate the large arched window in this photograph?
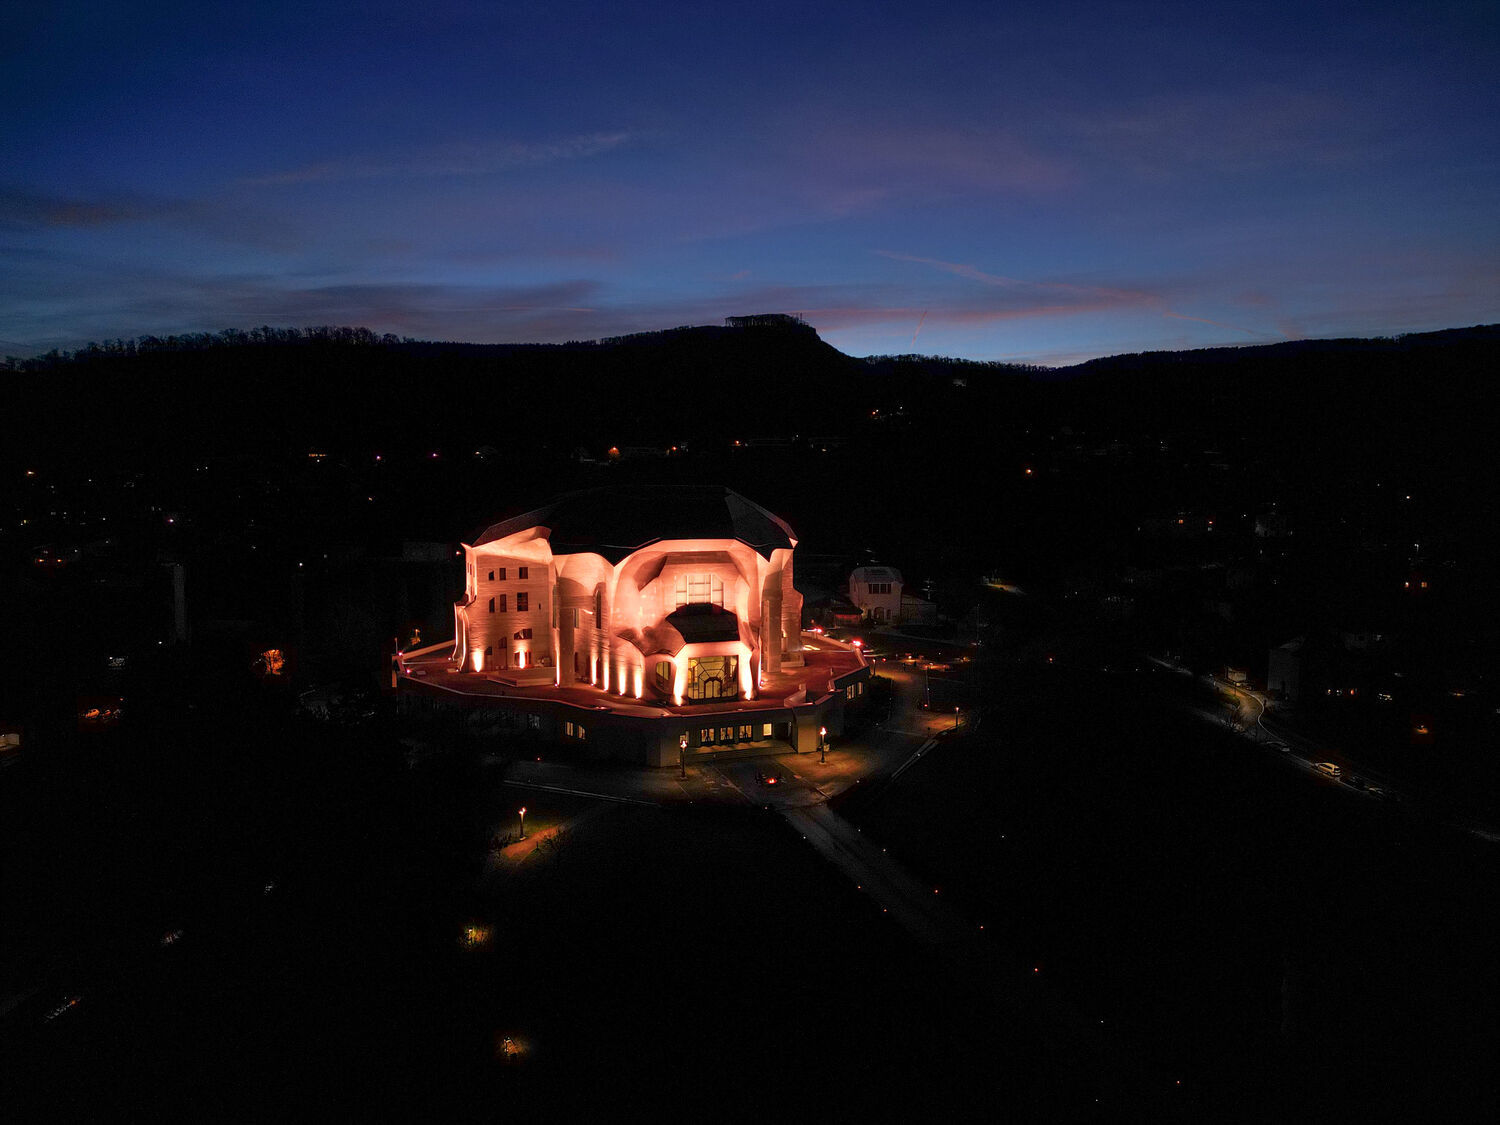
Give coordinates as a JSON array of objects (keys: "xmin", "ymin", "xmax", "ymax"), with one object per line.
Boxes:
[{"xmin": 684, "ymin": 655, "xmax": 738, "ymax": 701}]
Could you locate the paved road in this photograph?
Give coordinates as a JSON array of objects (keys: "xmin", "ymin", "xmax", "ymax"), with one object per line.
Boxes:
[
  {"xmin": 480, "ymin": 657, "xmax": 1173, "ymax": 1106},
  {"xmin": 782, "ymin": 801, "xmax": 955, "ymax": 943},
  {"xmin": 1149, "ymin": 659, "xmax": 1500, "ymax": 841}
]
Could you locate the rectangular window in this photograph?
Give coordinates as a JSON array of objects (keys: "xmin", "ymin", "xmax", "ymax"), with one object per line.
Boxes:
[
  {"xmin": 488, "ymin": 570, "xmax": 494, "ymax": 582},
  {"xmin": 720, "ymin": 727, "xmax": 735, "ymax": 742},
  {"xmin": 565, "ymin": 721, "xmax": 574, "ymax": 736},
  {"xmin": 595, "ymin": 590, "xmax": 602, "ymax": 620},
  {"xmin": 515, "ymin": 650, "xmax": 526, "ymax": 669},
  {"xmin": 518, "ymin": 566, "xmax": 529, "ymax": 580},
  {"xmin": 484, "ymin": 646, "xmax": 493, "ymax": 656},
  {"xmin": 846, "ymin": 685, "xmax": 856, "ymax": 700},
  {"xmin": 572, "ymin": 607, "xmax": 580, "ymax": 629},
  {"xmin": 527, "ymin": 713, "xmax": 540, "ymax": 729},
  {"xmin": 513, "ymin": 627, "xmax": 532, "ymax": 640},
  {"xmin": 498, "ymin": 567, "xmax": 506, "ymax": 581},
  {"xmin": 674, "ymin": 572, "xmax": 724, "ymax": 609},
  {"xmin": 738, "ymin": 724, "xmax": 753, "ymax": 741},
  {"xmin": 577, "ymin": 724, "xmax": 586, "ymax": 740},
  {"xmin": 488, "ymin": 597, "xmax": 495, "ymax": 613},
  {"xmin": 516, "ymin": 592, "xmax": 529, "ymax": 612},
  {"xmin": 497, "ymin": 594, "xmax": 507, "ymax": 613},
  {"xmin": 762, "ymin": 723, "xmax": 772, "ymax": 737},
  {"xmin": 700, "ymin": 727, "xmax": 715, "ymax": 744}
]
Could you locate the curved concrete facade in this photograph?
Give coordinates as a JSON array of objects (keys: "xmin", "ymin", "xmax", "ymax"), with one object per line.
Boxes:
[{"xmin": 453, "ymin": 486, "xmax": 805, "ymax": 706}]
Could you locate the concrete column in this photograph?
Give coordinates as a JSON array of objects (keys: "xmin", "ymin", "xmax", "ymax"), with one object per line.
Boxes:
[
  {"xmin": 763, "ymin": 586, "xmax": 782, "ymax": 674},
  {"xmin": 556, "ymin": 614, "xmax": 571, "ymax": 682}
]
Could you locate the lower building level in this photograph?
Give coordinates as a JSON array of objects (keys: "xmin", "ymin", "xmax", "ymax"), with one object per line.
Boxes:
[{"xmin": 393, "ymin": 631, "xmax": 872, "ymax": 767}]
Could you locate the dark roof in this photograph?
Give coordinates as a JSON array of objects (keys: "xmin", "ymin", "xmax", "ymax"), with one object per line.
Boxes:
[
  {"xmin": 665, "ymin": 604, "xmax": 741, "ymax": 644},
  {"xmin": 474, "ymin": 485, "xmax": 795, "ymax": 563}
]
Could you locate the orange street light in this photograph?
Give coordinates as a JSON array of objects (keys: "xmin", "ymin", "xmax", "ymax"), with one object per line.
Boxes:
[
  {"xmin": 518, "ymin": 807, "xmax": 527, "ymax": 838},
  {"xmin": 819, "ymin": 726, "xmax": 828, "ymax": 764}
]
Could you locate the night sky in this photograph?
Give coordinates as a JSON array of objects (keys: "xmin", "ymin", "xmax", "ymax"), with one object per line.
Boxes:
[{"xmin": 3, "ymin": 1, "xmax": 1496, "ymax": 362}]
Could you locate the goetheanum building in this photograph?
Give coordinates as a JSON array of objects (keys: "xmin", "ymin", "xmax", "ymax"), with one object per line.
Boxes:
[{"xmin": 396, "ymin": 485, "xmax": 870, "ymax": 766}]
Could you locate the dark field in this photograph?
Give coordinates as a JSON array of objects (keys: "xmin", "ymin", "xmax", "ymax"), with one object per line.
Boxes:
[
  {"xmin": 6, "ymin": 660, "xmax": 1497, "ymax": 1119},
  {"xmin": 3, "ymin": 712, "xmax": 1078, "ymax": 1117},
  {"xmin": 837, "ymin": 665, "xmax": 1500, "ymax": 1119}
]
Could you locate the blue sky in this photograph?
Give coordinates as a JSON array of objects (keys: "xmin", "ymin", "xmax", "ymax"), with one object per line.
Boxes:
[{"xmin": 2, "ymin": 1, "xmax": 1496, "ymax": 362}]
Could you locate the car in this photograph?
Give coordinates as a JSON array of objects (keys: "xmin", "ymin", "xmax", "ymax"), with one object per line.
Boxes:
[
  {"xmin": 1314, "ymin": 762, "xmax": 1342, "ymax": 779},
  {"xmin": 1364, "ymin": 785, "xmax": 1388, "ymax": 799},
  {"xmin": 755, "ymin": 770, "xmax": 783, "ymax": 787}
]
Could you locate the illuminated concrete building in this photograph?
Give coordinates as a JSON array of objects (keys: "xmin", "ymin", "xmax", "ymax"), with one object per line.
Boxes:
[{"xmin": 397, "ymin": 485, "xmax": 869, "ymax": 766}]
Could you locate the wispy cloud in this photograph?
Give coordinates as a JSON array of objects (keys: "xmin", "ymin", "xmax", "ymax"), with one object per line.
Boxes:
[
  {"xmin": 1057, "ymin": 87, "xmax": 1381, "ymax": 179},
  {"xmin": 1162, "ymin": 311, "xmax": 1272, "ymax": 337},
  {"xmin": 245, "ymin": 131, "xmax": 637, "ymax": 187},
  {"xmin": 876, "ymin": 250, "xmax": 1160, "ymax": 307},
  {"xmin": 0, "ymin": 185, "xmax": 304, "ymax": 250},
  {"xmin": 0, "ymin": 187, "xmax": 173, "ymax": 230},
  {"xmin": 0, "ymin": 268, "xmax": 607, "ymax": 346},
  {"xmin": 803, "ymin": 120, "xmax": 1073, "ymax": 199}
]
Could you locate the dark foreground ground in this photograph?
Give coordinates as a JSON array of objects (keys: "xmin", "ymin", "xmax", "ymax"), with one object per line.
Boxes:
[
  {"xmin": 5, "ymin": 662, "xmax": 1496, "ymax": 1119},
  {"xmin": 2, "ymin": 707, "xmax": 1082, "ymax": 1118},
  {"xmin": 837, "ymin": 664, "xmax": 1500, "ymax": 1120}
]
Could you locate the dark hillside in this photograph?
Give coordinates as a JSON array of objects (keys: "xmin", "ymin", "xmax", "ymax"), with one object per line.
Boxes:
[{"xmin": 2, "ymin": 321, "xmax": 878, "ymax": 470}]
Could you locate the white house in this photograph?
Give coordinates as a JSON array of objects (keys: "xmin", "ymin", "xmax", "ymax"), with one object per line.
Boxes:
[{"xmin": 849, "ymin": 566, "xmax": 903, "ymax": 623}]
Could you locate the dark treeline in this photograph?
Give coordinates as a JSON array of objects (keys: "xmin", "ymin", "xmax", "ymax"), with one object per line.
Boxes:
[
  {"xmin": 1, "ymin": 319, "xmax": 882, "ymax": 468},
  {"xmin": 3, "ymin": 325, "xmax": 411, "ymax": 368},
  {"xmin": 5, "ymin": 318, "xmax": 1498, "ymax": 580}
]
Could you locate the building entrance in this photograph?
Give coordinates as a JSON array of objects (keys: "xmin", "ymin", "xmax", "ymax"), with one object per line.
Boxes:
[
  {"xmin": 693, "ymin": 720, "xmax": 790, "ymax": 748},
  {"xmin": 685, "ymin": 655, "xmax": 738, "ymax": 702}
]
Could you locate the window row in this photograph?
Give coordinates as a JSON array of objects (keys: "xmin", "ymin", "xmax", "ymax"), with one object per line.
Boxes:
[
  {"xmin": 697, "ymin": 722, "xmax": 774, "ymax": 744},
  {"xmin": 484, "ymin": 566, "xmax": 530, "ymax": 582},
  {"xmin": 564, "ymin": 720, "xmax": 587, "ymax": 740},
  {"xmin": 487, "ymin": 592, "xmax": 530, "ymax": 613},
  {"xmin": 866, "ymin": 582, "xmax": 892, "ymax": 595}
]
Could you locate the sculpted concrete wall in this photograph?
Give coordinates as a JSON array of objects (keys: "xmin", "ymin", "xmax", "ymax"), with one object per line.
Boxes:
[{"xmin": 457, "ymin": 520, "xmax": 799, "ymax": 703}]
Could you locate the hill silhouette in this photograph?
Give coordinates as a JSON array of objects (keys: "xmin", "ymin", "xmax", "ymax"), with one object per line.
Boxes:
[{"xmin": 3, "ymin": 319, "xmax": 1495, "ymax": 484}]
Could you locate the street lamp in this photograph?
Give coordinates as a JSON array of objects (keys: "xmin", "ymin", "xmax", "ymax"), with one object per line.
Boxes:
[
  {"xmin": 518, "ymin": 806, "xmax": 527, "ymax": 839},
  {"xmin": 680, "ymin": 734, "xmax": 689, "ymax": 778},
  {"xmin": 953, "ymin": 706, "xmax": 960, "ymax": 731},
  {"xmin": 923, "ymin": 663, "xmax": 931, "ymax": 708},
  {"xmin": 819, "ymin": 725, "xmax": 827, "ymax": 764}
]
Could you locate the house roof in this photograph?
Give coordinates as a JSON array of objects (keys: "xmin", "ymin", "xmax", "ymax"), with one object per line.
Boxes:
[
  {"xmin": 474, "ymin": 485, "xmax": 796, "ymax": 563},
  {"xmin": 851, "ymin": 566, "xmax": 902, "ymax": 583}
]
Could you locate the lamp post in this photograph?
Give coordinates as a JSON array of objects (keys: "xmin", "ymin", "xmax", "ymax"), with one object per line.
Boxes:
[
  {"xmin": 518, "ymin": 806, "xmax": 527, "ymax": 840},
  {"xmin": 953, "ymin": 706, "xmax": 960, "ymax": 731},
  {"xmin": 680, "ymin": 735, "xmax": 688, "ymax": 778},
  {"xmin": 924, "ymin": 663, "xmax": 931, "ymax": 709},
  {"xmin": 819, "ymin": 725, "xmax": 827, "ymax": 764}
]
